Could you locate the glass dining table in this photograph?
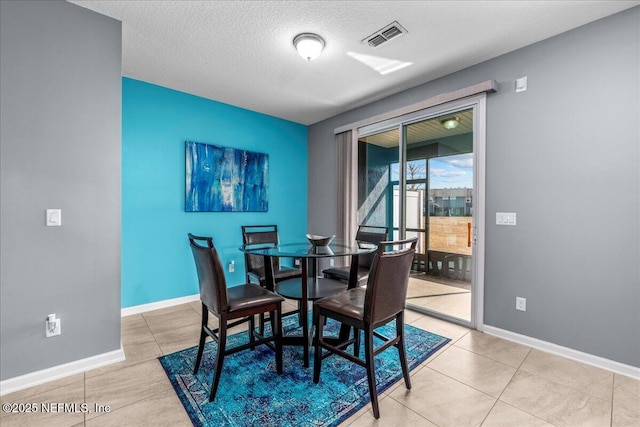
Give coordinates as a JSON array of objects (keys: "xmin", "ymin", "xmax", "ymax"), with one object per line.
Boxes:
[{"xmin": 239, "ymin": 240, "xmax": 378, "ymax": 367}]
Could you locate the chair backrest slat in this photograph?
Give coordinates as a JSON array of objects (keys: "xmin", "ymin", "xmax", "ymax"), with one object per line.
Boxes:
[
  {"xmin": 188, "ymin": 234, "xmax": 228, "ymax": 314},
  {"xmin": 364, "ymin": 237, "xmax": 417, "ymax": 324},
  {"xmin": 241, "ymin": 225, "xmax": 281, "ymax": 272},
  {"xmin": 355, "ymin": 225, "xmax": 389, "ymax": 269}
]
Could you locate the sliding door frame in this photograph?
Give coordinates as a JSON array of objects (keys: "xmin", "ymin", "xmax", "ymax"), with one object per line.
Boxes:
[{"xmin": 339, "ymin": 87, "xmax": 491, "ymax": 330}]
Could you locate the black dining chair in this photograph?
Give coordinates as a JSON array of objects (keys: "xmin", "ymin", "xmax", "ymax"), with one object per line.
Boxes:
[
  {"xmin": 241, "ymin": 224, "xmax": 303, "ymax": 332},
  {"xmin": 241, "ymin": 225, "xmax": 302, "ymax": 288},
  {"xmin": 313, "ymin": 237, "xmax": 418, "ymax": 419},
  {"xmin": 188, "ymin": 233, "xmax": 284, "ymax": 401},
  {"xmin": 322, "ymin": 224, "xmax": 389, "ymax": 286}
]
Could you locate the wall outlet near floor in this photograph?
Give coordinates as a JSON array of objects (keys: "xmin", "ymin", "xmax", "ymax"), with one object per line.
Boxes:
[
  {"xmin": 516, "ymin": 297, "xmax": 526, "ymax": 312},
  {"xmin": 228, "ymin": 260, "xmax": 235, "ymax": 273}
]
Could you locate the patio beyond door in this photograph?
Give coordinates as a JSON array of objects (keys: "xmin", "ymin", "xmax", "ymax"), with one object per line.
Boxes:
[{"xmin": 357, "ymin": 106, "xmax": 477, "ymax": 325}]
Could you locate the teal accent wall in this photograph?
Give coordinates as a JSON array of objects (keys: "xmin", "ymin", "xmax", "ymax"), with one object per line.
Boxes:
[{"xmin": 122, "ymin": 78, "xmax": 308, "ymax": 308}]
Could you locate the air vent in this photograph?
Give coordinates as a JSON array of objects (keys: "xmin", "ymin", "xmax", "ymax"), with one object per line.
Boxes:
[
  {"xmin": 363, "ymin": 21, "xmax": 407, "ymax": 48},
  {"xmin": 381, "ymin": 26, "xmax": 402, "ymax": 40},
  {"xmin": 368, "ymin": 34, "xmax": 387, "ymax": 48}
]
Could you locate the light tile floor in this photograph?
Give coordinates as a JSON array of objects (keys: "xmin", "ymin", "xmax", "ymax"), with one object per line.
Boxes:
[
  {"xmin": 407, "ymin": 276, "xmax": 471, "ymax": 322},
  {"xmin": 1, "ymin": 301, "xmax": 638, "ymax": 427}
]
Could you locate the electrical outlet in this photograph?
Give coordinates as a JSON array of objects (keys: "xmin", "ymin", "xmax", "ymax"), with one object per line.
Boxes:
[
  {"xmin": 46, "ymin": 209, "xmax": 62, "ymax": 226},
  {"xmin": 45, "ymin": 314, "xmax": 61, "ymax": 337},
  {"xmin": 516, "ymin": 297, "xmax": 526, "ymax": 312},
  {"xmin": 515, "ymin": 76, "xmax": 527, "ymax": 92},
  {"xmin": 228, "ymin": 260, "xmax": 235, "ymax": 273},
  {"xmin": 329, "ymin": 259, "xmax": 335, "ymax": 267}
]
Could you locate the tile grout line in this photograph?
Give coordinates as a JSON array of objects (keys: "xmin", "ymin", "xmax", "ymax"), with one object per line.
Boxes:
[
  {"xmin": 83, "ymin": 312, "xmax": 180, "ymax": 423},
  {"xmin": 488, "ymin": 347, "xmax": 569, "ymax": 427},
  {"xmin": 450, "ymin": 334, "xmax": 530, "ymax": 369},
  {"xmin": 423, "ymin": 347, "xmax": 557, "ymax": 426},
  {"xmin": 609, "ymin": 374, "xmax": 615, "ymax": 427},
  {"xmin": 141, "ymin": 311, "xmax": 166, "ymax": 357},
  {"xmin": 405, "ymin": 364, "xmax": 501, "ymax": 427},
  {"xmin": 83, "ymin": 371, "xmax": 86, "ymax": 426},
  {"xmin": 425, "ymin": 329, "xmax": 470, "ymax": 366},
  {"xmin": 386, "ymin": 393, "xmax": 439, "ymax": 426},
  {"xmin": 421, "ymin": 365, "xmax": 497, "ymax": 401},
  {"xmin": 487, "ymin": 400, "xmax": 561, "ymax": 427},
  {"xmin": 478, "ymin": 400, "xmax": 499, "ymax": 426},
  {"xmin": 519, "ymin": 349, "xmax": 616, "ymax": 405},
  {"xmin": 451, "ymin": 330, "xmax": 533, "ymax": 368},
  {"xmin": 86, "ymin": 328, "xmax": 178, "ymax": 423},
  {"xmin": 188, "ymin": 301, "xmax": 201, "ymax": 316},
  {"xmin": 479, "ymin": 346, "xmax": 554, "ymax": 426}
]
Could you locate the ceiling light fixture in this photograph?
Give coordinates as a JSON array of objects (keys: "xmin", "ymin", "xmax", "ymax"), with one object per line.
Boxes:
[
  {"xmin": 441, "ymin": 117, "xmax": 460, "ymax": 130},
  {"xmin": 293, "ymin": 33, "xmax": 325, "ymax": 61}
]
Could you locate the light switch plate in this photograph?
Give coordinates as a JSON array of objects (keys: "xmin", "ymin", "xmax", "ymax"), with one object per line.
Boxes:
[
  {"xmin": 46, "ymin": 209, "xmax": 62, "ymax": 226},
  {"xmin": 496, "ymin": 212, "xmax": 517, "ymax": 226}
]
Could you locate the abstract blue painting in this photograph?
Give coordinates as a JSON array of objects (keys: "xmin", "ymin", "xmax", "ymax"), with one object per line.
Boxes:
[{"xmin": 185, "ymin": 141, "xmax": 268, "ymax": 212}]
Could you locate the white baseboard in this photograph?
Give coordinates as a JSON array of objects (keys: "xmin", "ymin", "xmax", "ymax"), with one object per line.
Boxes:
[
  {"xmin": 2, "ymin": 295, "xmax": 200, "ymax": 397},
  {"xmin": 121, "ymin": 293, "xmax": 200, "ymax": 317},
  {"xmin": 483, "ymin": 325, "xmax": 640, "ymax": 380},
  {"xmin": 0, "ymin": 346, "xmax": 125, "ymax": 396}
]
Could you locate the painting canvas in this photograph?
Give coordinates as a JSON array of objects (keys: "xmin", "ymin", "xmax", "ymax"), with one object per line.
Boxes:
[{"xmin": 185, "ymin": 141, "xmax": 268, "ymax": 212}]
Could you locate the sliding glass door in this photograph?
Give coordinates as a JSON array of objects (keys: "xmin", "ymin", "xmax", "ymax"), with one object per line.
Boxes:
[
  {"xmin": 357, "ymin": 104, "xmax": 479, "ymax": 326},
  {"xmin": 357, "ymin": 128, "xmax": 399, "ymax": 235}
]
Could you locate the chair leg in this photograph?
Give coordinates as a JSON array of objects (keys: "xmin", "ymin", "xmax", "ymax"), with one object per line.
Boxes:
[
  {"xmin": 269, "ymin": 309, "xmax": 277, "ymax": 340},
  {"xmin": 194, "ymin": 304, "xmax": 208, "ymax": 374},
  {"xmin": 396, "ymin": 313, "xmax": 411, "ymax": 389},
  {"xmin": 209, "ymin": 318, "xmax": 227, "ymax": 402},
  {"xmin": 258, "ymin": 313, "xmax": 265, "ymax": 336},
  {"xmin": 312, "ymin": 310, "xmax": 324, "ymax": 383},
  {"xmin": 353, "ymin": 327, "xmax": 361, "ymax": 358},
  {"xmin": 274, "ymin": 304, "xmax": 283, "ymax": 375},
  {"xmin": 364, "ymin": 325, "xmax": 380, "ymax": 419},
  {"xmin": 248, "ymin": 314, "xmax": 255, "ymax": 349}
]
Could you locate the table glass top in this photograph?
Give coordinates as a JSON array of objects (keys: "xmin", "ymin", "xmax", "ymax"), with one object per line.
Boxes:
[{"xmin": 239, "ymin": 240, "xmax": 377, "ymax": 258}]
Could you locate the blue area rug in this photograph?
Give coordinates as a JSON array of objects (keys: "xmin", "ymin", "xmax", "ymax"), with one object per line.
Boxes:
[{"xmin": 159, "ymin": 316, "xmax": 449, "ymax": 427}]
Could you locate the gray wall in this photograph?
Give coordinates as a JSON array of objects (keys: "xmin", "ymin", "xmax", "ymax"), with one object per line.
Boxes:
[
  {"xmin": 309, "ymin": 8, "xmax": 639, "ymax": 367},
  {"xmin": 1, "ymin": 1, "xmax": 122, "ymax": 380}
]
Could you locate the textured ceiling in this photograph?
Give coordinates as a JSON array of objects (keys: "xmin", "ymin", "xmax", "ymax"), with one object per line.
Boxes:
[{"xmin": 69, "ymin": 1, "xmax": 638, "ymax": 125}]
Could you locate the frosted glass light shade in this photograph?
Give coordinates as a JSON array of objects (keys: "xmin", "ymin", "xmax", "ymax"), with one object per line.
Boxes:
[
  {"xmin": 294, "ymin": 33, "xmax": 325, "ymax": 61},
  {"xmin": 441, "ymin": 117, "xmax": 460, "ymax": 129}
]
